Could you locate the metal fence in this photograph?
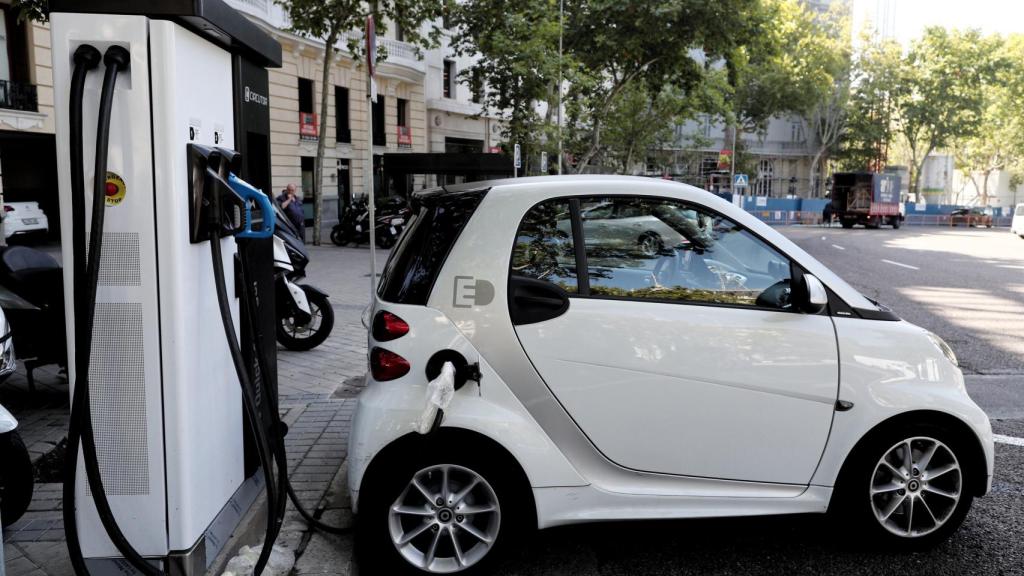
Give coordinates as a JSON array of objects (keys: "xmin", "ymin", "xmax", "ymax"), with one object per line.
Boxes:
[{"xmin": 748, "ymin": 210, "xmax": 1013, "ymax": 228}]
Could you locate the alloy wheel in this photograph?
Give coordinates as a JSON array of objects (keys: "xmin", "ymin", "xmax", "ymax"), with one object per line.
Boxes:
[
  {"xmin": 388, "ymin": 464, "xmax": 501, "ymax": 573},
  {"xmin": 283, "ymin": 300, "xmax": 323, "ymax": 340},
  {"xmin": 869, "ymin": 436, "xmax": 962, "ymax": 538}
]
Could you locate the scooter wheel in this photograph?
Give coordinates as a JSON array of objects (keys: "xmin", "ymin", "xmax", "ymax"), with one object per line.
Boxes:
[
  {"xmin": 277, "ymin": 287, "xmax": 335, "ymax": 351},
  {"xmin": 330, "ymin": 228, "xmax": 349, "ymax": 247},
  {"xmin": 0, "ymin": 431, "xmax": 34, "ymax": 527}
]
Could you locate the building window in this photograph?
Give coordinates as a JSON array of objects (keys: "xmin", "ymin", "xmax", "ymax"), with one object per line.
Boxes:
[
  {"xmin": 334, "ymin": 86, "xmax": 350, "ymax": 143},
  {"xmin": 395, "ymin": 21, "xmax": 405, "ymax": 42},
  {"xmin": 397, "ymin": 98, "xmax": 408, "ymax": 127},
  {"xmin": 470, "ymin": 68, "xmax": 483, "ymax": 104},
  {"xmin": 755, "ymin": 159, "xmax": 775, "ymax": 197},
  {"xmin": 298, "ymin": 78, "xmax": 314, "ymax": 113},
  {"xmin": 0, "ymin": 6, "xmax": 35, "ymax": 112},
  {"xmin": 790, "ymin": 121, "xmax": 804, "ymax": 142},
  {"xmin": 443, "ymin": 59, "xmax": 455, "ymax": 99},
  {"xmin": 701, "ymin": 114, "xmax": 712, "ymax": 138},
  {"xmin": 372, "ymin": 96, "xmax": 386, "ymax": 146}
]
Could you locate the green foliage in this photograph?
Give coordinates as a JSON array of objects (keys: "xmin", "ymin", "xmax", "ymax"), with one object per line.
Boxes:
[
  {"xmin": 837, "ymin": 35, "xmax": 902, "ymax": 171},
  {"xmin": 10, "ymin": 0, "xmax": 47, "ymax": 24},
  {"xmin": 894, "ymin": 27, "xmax": 1001, "ymax": 195},
  {"xmin": 449, "ymin": 0, "xmax": 564, "ymax": 168}
]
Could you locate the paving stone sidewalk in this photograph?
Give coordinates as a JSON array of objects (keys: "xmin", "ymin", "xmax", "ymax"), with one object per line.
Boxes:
[{"xmin": 2, "ymin": 245, "xmax": 385, "ymax": 576}]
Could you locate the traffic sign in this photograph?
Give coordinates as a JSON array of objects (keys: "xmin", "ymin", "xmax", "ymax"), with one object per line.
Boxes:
[
  {"xmin": 514, "ymin": 143, "xmax": 521, "ymax": 169},
  {"xmin": 734, "ymin": 173, "xmax": 749, "ymax": 188}
]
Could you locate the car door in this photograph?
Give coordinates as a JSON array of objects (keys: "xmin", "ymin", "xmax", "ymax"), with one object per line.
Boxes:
[{"xmin": 509, "ymin": 196, "xmax": 840, "ymax": 485}]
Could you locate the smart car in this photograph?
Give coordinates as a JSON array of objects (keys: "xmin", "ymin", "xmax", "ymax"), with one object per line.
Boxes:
[
  {"xmin": 949, "ymin": 207, "xmax": 993, "ymax": 228},
  {"xmin": 2, "ymin": 201, "xmax": 49, "ymax": 240},
  {"xmin": 349, "ymin": 176, "xmax": 993, "ymax": 575}
]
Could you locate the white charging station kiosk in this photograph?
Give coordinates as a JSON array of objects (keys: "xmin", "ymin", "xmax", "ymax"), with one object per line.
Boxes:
[{"xmin": 50, "ymin": 3, "xmax": 281, "ymax": 573}]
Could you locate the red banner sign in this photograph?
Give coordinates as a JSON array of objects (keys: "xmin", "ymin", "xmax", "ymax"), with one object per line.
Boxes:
[
  {"xmin": 299, "ymin": 112, "xmax": 317, "ymax": 138},
  {"xmin": 397, "ymin": 125, "xmax": 412, "ymax": 146}
]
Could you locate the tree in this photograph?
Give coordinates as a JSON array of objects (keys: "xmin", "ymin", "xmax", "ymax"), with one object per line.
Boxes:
[
  {"xmin": 564, "ymin": 0, "xmax": 761, "ymax": 173},
  {"xmin": 893, "ymin": 27, "xmax": 1000, "ymax": 197},
  {"xmin": 601, "ymin": 82, "xmax": 685, "ymax": 174},
  {"xmin": 837, "ymin": 34, "xmax": 902, "ymax": 172},
  {"xmin": 450, "ymin": 0, "xmax": 564, "ymax": 173},
  {"xmin": 10, "ymin": 0, "xmax": 47, "ymax": 23},
  {"xmin": 804, "ymin": 3, "xmax": 852, "ymax": 197},
  {"xmin": 277, "ymin": 0, "xmax": 442, "ymax": 245}
]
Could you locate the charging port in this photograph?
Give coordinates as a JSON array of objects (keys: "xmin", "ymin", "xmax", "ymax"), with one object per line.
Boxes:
[{"xmin": 425, "ymin": 350, "xmax": 480, "ymax": 391}]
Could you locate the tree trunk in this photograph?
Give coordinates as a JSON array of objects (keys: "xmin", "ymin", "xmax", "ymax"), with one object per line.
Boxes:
[
  {"xmin": 981, "ymin": 170, "xmax": 990, "ymax": 205},
  {"xmin": 809, "ymin": 148, "xmax": 824, "ymax": 198},
  {"xmin": 312, "ymin": 28, "xmax": 339, "ymax": 246}
]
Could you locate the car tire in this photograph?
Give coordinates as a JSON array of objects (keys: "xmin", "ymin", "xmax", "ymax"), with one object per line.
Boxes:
[
  {"xmin": 841, "ymin": 221, "xmax": 854, "ymax": 229},
  {"xmin": 892, "ymin": 218, "xmax": 901, "ymax": 230},
  {"xmin": 276, "ymin": 287, "xmax": 334, "ymax": 351},
  {"xmin": 0, "ymin": 431, "xmax": 34, "ymax": 527},
  {"xmin": 357, "ymin": 447, "xmax": 527, "ymax": 575},
  {"xmin": 833, "ymin": 421, "xmax": 975, "ymax": 551},
  {"xmin": 637, "ymin": 233, "xmax": 663, "ymax": 257}
]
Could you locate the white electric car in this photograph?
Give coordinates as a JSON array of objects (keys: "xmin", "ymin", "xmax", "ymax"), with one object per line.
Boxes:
[
  {"xmin": 2, "ymin": 202, "xmax": 49, "ymax": 240},
  {"xmin": 349, "ymin": 176, "xmax": 993, "ymax": 575}
]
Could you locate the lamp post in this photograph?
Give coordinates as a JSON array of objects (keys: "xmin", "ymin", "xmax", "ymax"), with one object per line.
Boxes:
[{"xmin": 557, "ymin": 0, "xmax": 564, "ymax": 175}]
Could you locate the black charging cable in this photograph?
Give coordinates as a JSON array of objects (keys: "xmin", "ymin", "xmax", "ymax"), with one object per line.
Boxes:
[{"xmin": 64, "ymin": 44, "xmax": 170, "ymax": 576}]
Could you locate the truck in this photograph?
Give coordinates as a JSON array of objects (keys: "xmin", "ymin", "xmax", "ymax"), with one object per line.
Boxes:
[{"xmin": 830, "ymin": 171, "xmax": 904, "ymax": 229}]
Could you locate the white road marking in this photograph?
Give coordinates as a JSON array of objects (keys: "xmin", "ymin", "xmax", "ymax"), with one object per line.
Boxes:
[
  {"xmin": 832, "ymin": 244, "xmax": 845, "ymax": 250},
  {"xmin": 994, "ymin": 434, "xmax": 1024, "ymax": 447},
  {"xmin": 881, "ymin": 259, "xmax": 920, "ymax": 270}
]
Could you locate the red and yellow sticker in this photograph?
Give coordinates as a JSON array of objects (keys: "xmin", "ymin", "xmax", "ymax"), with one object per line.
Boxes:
[{"xmin": 104, "ymin": 172, "xmax": 126, "ymax": 207}]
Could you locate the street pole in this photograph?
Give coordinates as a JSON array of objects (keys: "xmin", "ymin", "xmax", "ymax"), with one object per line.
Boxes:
[
  {"xmin": 557, "ymin": 0, "xmax": 563, "ymax": 175},
  {"xmin": 729, "ymin": 124, "xmax": 737, "ymax": 199},
  {"xmin": 366, "ymin": 14, "xmax": 377, "ymax": 300}
]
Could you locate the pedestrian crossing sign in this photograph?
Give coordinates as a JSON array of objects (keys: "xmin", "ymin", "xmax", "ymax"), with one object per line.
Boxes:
[{"xmin": 734, "ymin": 173, "xmax": 749, "ymax": 187}]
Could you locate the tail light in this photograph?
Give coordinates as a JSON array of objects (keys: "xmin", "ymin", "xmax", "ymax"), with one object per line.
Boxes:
[
  {"xmin": 372, "ymin": 310, "xmax": 409, "ymax": 341},
  {"xmin": 3, "ymin": 206, "xmax": 12, "ymax": 212},
  {"xmin": 370, "ymin": 347, "xmax": 410, "ymax": 381}
]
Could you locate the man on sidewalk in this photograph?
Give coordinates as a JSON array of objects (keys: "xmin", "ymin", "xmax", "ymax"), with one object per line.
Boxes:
[{"xmin": 278, "ymin": 183, "xmax": 305, "ymax": 242}]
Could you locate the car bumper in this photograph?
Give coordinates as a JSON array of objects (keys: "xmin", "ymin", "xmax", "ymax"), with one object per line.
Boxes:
[{"xmin": 4, "ymin": 217, "xmax": 49, "ymax": 238}]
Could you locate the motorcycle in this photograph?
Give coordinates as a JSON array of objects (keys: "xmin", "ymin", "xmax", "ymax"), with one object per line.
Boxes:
[
  {"xmin": 273, "ymin": 202, "xmax": 334, "ymax": 351},
  {"xmin": 330, "ymin": 196, "xmax": 410, "ymax": 249},
  {"xmin": 0, "ymin": 308, "xmax": 33, "ymax": 528},
  {"xmin": 0, "ymin": 245, "xmax": 67, "ymax": 392}
]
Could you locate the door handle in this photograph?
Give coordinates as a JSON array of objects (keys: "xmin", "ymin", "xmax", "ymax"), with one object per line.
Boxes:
[{"xmin": 509, "ymin": 276, "xmax": 570, "ymax": 326}]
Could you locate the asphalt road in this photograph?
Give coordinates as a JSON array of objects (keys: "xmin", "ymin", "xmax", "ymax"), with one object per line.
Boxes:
[{"xmin": 494, "ymin": 226, "xmax": 1024, "ymax": 576}]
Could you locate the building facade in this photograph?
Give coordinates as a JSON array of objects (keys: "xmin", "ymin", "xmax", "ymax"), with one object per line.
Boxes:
[
  {"xmin": 230, "ymin": 0, "xmax": 430, "ymax": 227},
  {"xmin": 0, "ymin": 2, "xmax": 58, "ymax": 240}
]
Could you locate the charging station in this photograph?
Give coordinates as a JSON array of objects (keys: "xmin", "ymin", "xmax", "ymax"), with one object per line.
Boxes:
[{"xmin": 50, "ymin": 2, "xmax": 281, "ymax": 573}]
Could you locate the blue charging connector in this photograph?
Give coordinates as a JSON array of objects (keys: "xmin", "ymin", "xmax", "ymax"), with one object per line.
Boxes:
[{"xmin": 227, "ymin": 173, "xmax": 275, "ymax": 239}]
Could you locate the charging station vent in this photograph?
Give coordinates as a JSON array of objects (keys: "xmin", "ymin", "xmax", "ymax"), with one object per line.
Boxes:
[
  {"xmin": 88, "ymin": 302, "xmax": 150, "ymax": 495},
  {"xmin": 97, "ymin": 232, "xmax": 142, "ymax": 286}
]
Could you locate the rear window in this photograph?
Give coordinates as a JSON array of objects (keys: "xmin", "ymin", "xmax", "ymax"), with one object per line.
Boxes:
[
  {"xmin": 377, "ymin": 188, "xmax": 488, "ymax": 304},
  {"xmin": 1016, "ymin": 204, "xmax": 1024, "ymax": 216}
]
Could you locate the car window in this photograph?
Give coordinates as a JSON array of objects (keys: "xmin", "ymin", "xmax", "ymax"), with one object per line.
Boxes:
[
  {"xmin": 1016, "ymin": 204, "xmax": 1024, "ymax": 216},
  {"xmin": 579, "ymin": 197, "xmax": 793, "ymax": 309},
  {"xmin": 510, "ymin": 199, "xmax": 578, "ymax": 293}
]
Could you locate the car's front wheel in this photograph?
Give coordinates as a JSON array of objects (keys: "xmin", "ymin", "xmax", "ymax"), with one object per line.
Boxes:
[
  {"xmin": 836, "ymin": 423, "xmax": 975, "ymax": 549},
  {"xmin": 359, "ymin": 453, "xmax": 526, "ymax": 575}
]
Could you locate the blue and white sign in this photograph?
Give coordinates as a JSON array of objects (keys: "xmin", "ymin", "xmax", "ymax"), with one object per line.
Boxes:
[{"xmin": 734, "ymin": 173, "xmax": 749, "ymax": 188}]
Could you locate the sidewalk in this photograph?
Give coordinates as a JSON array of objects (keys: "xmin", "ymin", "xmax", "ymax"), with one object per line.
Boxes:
[{"xmin": 2, "ymin": 245, "xmax": 384, "ymax": 575}]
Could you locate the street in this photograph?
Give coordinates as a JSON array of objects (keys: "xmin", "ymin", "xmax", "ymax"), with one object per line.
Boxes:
[{"xmin": 488, "ymin": 226, "xmax": 1024, "ymax": 576}]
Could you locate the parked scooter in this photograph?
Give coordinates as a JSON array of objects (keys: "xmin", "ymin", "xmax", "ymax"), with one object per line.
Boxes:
[
  {"xmin": 329, "ymin": 196, "xmax": 410, "ymax": 248},
  {"xmin": 0, "ymin": 308, "xmax": 33, "ymax": 528},
  {"xmin": 273, "ymin": 202, "xmax": 334, "ymax": 351},
  {"xmin": 0, "ymin": 246, "xmax": 67, "ymax": 391}
]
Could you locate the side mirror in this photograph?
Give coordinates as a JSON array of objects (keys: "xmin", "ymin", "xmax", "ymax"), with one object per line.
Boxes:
[{"xmin": 798, "ymin": 273, "xmax": 829, "ymax": 315}]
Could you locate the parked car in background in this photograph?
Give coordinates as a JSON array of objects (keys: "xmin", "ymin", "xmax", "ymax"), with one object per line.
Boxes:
[
  {"xmin": 2, "ymin": 202, "xmax": 49, "ymax": 240},
  {"xmin": 950, "ymin": 207, "xmax": 993, "ymax": 228},
  {"xmin": 1011, "ymin": 204, "xmax": 1024, "ymax": 239}
]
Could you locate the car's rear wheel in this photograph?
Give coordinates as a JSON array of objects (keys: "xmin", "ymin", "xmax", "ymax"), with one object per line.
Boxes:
[
  {"xmin": 359, "ymin": 453, "xmax": 526, "ymax": 574},
  {"xmin": 0, "ymin": 431, "xmax": 33, "ymax": 527},
  {"xmin": 835, "ymin": 423, "xmax": 975, "ymax": 550}
]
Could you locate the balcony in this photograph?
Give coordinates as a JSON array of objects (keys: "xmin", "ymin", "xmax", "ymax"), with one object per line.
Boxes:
[
  {"xmin": 342, "ymin": 33, "xmax": 426, "ymax": 76},
  {"xmin": 0, "ymin": 80, "xmax": 37, "ymax": 112}
]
